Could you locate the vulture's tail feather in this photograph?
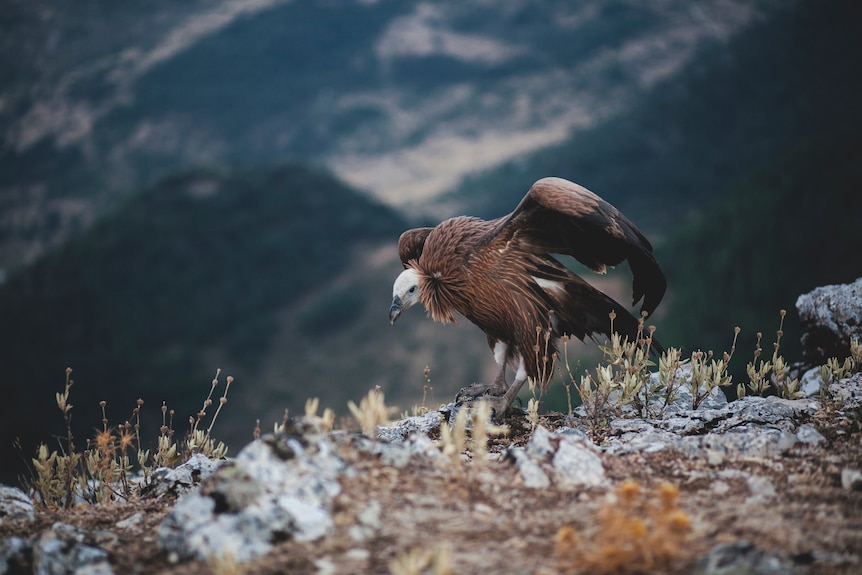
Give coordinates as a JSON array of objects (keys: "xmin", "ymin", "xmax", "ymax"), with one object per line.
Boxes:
[
  {"xmin": 554, "ymin": 276, "xmax": 663, "ymax": 357},
  {"xmin": 629, "ymin": 250, "xmax": 667, "ymax": 317}
]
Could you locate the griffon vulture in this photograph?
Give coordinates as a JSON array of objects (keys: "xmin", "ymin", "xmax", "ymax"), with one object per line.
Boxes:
[{"xmin": 389, "ymin": 177, "xmax": 665, "ymax": 414}]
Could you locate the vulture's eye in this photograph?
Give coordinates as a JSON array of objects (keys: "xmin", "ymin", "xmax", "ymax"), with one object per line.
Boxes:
[{"xmin": 408, "ymin": 286, "xmax": 416, "ymax": 294}]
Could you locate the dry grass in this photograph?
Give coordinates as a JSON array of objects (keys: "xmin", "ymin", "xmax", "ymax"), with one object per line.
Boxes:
[
  {"xmin": 21, "ymin": 318, "xmax": 862, "ymax": 515},
  {"xmin": 28, "ymin": 368, "xmax": 232, "ymax": 508},
  {"xmin": 8, "ymin": 328, "xmax": 862, "ymax": 575},
  {"xmin": 553, "ymin": 481, "xmax": 692, "ymax": 575}
]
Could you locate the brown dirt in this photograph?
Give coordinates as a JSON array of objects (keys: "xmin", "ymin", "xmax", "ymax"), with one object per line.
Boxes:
[{"xmin": 3, "ymin": 409, "xmax": 861, "ymax": 575}]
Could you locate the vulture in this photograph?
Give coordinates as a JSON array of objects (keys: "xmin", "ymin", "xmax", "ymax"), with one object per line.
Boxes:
[{"xmin": 389, "ymin": 176, "xmax": 666, "ymax": 414}]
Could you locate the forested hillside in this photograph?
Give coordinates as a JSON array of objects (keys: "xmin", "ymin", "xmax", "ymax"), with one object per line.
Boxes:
[
  {"xmin": 0, "ymin": 164, "xmax": 405, "ymax": 480},
  {"xmin": 658, "ymin": 128, "xmax": 862, "ymax": 367},
  {"xmin": 0, "ymin": 0, "xmax": 777, "ymax": 270}
]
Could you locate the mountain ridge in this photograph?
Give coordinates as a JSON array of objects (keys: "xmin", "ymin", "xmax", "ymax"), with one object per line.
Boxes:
[{"xmin": 0, "ymin": 0, "xmax": 779, "ymax": 270}]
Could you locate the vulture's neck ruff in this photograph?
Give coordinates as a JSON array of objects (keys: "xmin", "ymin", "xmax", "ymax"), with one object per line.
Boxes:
[{"xmin": 413, "ymin": 262, "xmax": 464, "ymax": 325}]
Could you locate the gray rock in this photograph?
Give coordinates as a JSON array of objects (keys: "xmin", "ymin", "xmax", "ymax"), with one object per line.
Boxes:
[
  {"xmin": 712, "ymin": 396, "xmax": 819, "ymax": 434},
  {"xmin": 526, "ymin": 425, "xmax": 555, "ymax": 459},
  {"xmin": 587, "ymin": 366, "xmax": 729, "ymax": 420},
  {"xmin": 402, "ymin": 431, "xmax": 441, "ymax": 459},
  {"xmin": 142, "ymin": 452, "xmax": 222, "ymax": 498},
  {"xmin": 551, "ymin": 435, "xmax": 606, "ymax": 489},
  {"xmin": 602, "ymin": 390, "xmax": 817, "ymax": 460},
  {"xmin": 744, "ymin": 475, "xmax": 776, "ymax": 504},
  {"xmin": 799, "ymin": 366, "xmax": 824, "ymax": 397},
  {"xmin": 841, "ymin": 469, "xmax": 862, "ymax": 491},
  {"xmin": 348, "ymin": 500, "xmax": 382, "ymax": 542},
  {"xmin": 377, "ymin": 411, "xmax": 442, "ymax": 443},
  {"xmin": 0, "ymin": 537, "xmax": 30, "ymax": 574},
  {"xmin": 604, "ymin": 424, "xmax": 678, "ymax": 454},
  {"xmin": 353, "ymin": 432, "xmax": 440, "ymax": 468},
  {"xmin": 828, "ymin": 372, "xmax": 862, "ymax": 409},
  {"xmin": 34, "ymin": 523, "xmax": 115, "ymax": 575},
  {"xmin": 796, "ymin": 424, "xmax": 825, "ymax": 445},
  {"xmin": 648, "ymin": 366, "xmax": 729, "ymax": 414},
  {"xmin": 672, "ymin": 426, "xmax": 797, "ymax": 460},
  {"xmin": 0, "ymin": 484, "xmax": 35, "ymax": 521},
  {"xmin": 114, "ymin": 512, "xmax": 143, "ymax": 530},
  {"xmin": 712, "ymin": 469, "xmax": 777, "ymax": 503},
  {"xmin": 158, "ymin": 418, "xmax": 343, "ymax": 563},
  {"xmin": 505, "ymin": 427, "xmax": 606, "ymax": 489},
  {"xmin": 797, "ymin": 277, "xmax": 862, "ymax": 366},
  {"xmin": 696, "ymin": 540, "xmax": 805, "ymax": 575},
  {"xmin": 596, "ymin": 373, "xmax": 825, "ymax": 463},
  {"xmin": 554, "ymin": 427, "xmax": 591, "ymax": 442},
  {"xmin": 506, "ymin": 447, "xmax": 551, "ymax": 489},
  {"xmin": 609, "ymin": 417, "xmax": 655, "ymax": 436}
]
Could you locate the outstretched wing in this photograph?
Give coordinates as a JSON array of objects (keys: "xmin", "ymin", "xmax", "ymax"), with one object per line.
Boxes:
[
  {"xmin": 490, "ymin": 177, "xmax": 666, "ymax": 315},
  {"xmin": 397, "ymin": 227, "xmax": 433, "ymax": 268}
]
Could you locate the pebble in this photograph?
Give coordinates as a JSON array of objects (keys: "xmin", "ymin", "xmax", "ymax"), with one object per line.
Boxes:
[
  {"xmin": 796, "ymin": 424, "xmax": 825, "ymax": 445},
  {"xmin": 841, "ymin": 469, "xmax": 862, "ymax": 491}
]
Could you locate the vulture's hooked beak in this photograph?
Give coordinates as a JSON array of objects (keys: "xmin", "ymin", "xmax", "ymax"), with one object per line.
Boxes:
[{"xmin": 389, "ymin": 296, "xmax": 403, "ymax": 325}]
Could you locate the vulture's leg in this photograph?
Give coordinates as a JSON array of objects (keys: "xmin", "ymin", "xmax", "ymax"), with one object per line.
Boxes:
[
  {"xmin": 455, "ymin": 343, "xmax": 511, "ymax": 401},
  {"xmin": 499, "ymin": 354, "xmax": 529, "ymax": 408},
  {"xmin": 454, "ymin": 346, "xmax": 527, "ymax": 418},
  {"xmin": 454, "ymin": 364, "xmax": 508, "ymax": 402}
]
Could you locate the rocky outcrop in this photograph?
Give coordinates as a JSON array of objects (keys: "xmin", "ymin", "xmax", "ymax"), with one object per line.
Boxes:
[
  {"xmin": 2, "ymin": 279, "xmax": 861, "ymax": 574},
  {"xmin": 796, "ymin": 277, "xmax": 862, "ymax": 366}
]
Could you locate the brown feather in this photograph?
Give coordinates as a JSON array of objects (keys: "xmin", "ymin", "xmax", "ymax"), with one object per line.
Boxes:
[{"xmin": 397, "ymin": 228, "xmax": 432, "ymax": 268}]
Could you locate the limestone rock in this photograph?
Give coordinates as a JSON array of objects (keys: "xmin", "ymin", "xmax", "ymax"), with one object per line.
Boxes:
[
  {"xmin": 158, "ymin": 418, "xmax": 343, "ymax": 563},
  {"xmin": 551, "ymin": 435, "xmax": 605, "ymax": 488},
  {"xmin": 0, "ymin": 485, "xmax": 34, "ymax": 522},
  {"xmin": 649, "ymin": 365, "xmax": 729, "ymax": 414},
  {"xmin": 798, "ymin": 366, "xmax": 824, "ymax": 397},
  {"xmin": 507, "ymin": 426, "xmax": 606, "ymax": 489},
  {"xmin": 796, "ymin": 277, "xmax": 862, "ymax": 365},
  {"xmin": 506, "ymin": 446, "xmax": 551, "ymax": 488},
  {"xmin": 796, "ymin": 424, "xmax": 825, "ymax": 445},
  {"xmin": 696, "ymin": 540, "xmax": 807, "ymax": 574},
  {"xmin": 828, "ymin": 372, "xmax": 862, "ymax": 409},
  {"xmin": 841, "ymin": 469, "xmax": 862, "ymax": 491},
  {"xmin": 142, "ymin": 452, "xmax": 222, "ymax": 499},
  {"xmin": 0, "ymin": 537, "xmax": 30, "ymax": 574},
  {"xmin": 359, "ymin": 430, "xmax": 440, "ymax": 468},
  {"xmin": 34, "ymin": 523, "xmax": 116, "ymax": 575},
  {"xmin": 377, "ymin": 410, "xmax": 442, "ymax": 442}
]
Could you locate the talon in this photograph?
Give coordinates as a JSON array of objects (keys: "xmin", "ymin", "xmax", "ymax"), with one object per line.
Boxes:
[
  {"xmin": 453, "ymin": 393, "xmax": 511, "ymax": 422},
  {"xmin": 455, "ymin": 382, "xmax": 497, "ymax": 402}
]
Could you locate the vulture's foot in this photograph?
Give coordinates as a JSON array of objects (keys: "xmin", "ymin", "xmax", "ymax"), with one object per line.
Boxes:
[
  {"xmin": 451, "ymin": 395, "xmax": 512, "ymax": 422},
  {"xmin": 454, "ymin": 383, "xmax": 513, "ymax": 420},
  {"xmin": 454, "ymin": 381, "xmax": 508, "ymax": 402}
]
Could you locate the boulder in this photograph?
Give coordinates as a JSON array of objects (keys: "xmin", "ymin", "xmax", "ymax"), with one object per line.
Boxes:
[
  {"xmin": 0, "ymin": 485, "xmax": 35, "ymax": 522},
  {"xmin": 34, "ymin": 523, "xmax": 116, "ymax": 575},
  {"xmin": 506, "ymin": 426, "xmax": 607, "ymax": 490},
  {"xmin": 158, "ymin": 419, "xmax": 343, "ymax": 563},
  {"xmin": 796, "ymin": 277, "xmax": 862, "ymax": 366}
]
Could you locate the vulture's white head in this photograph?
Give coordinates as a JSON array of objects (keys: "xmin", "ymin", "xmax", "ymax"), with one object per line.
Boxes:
[{"xmin": 389, "ymin": 268, "xmax": 422, "ymax": 324}]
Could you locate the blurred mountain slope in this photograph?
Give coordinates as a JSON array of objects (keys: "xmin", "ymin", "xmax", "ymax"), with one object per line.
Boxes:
[
  {"xmin": 0, "ymin": 0, "xmax": 778, "ymax": 270},
  {"xmin": 658, "ymin": 127, "xmax": 862, "ymax": 368}
]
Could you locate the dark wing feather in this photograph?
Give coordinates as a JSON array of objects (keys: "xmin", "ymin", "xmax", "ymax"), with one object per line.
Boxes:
[
  {"xmin": 490, "ymin": 177, "xmax": 666, "ymax": 315},
  {"xmin": 397, "ymin": 228, "xmax": 433, "ymax": 268}
]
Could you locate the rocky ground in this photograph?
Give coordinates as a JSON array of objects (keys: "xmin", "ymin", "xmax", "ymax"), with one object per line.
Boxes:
[
  {"xmin": 1, "ymin": 378, "xmax": 861, "ymax": 575},
  {"xmin": 1, "ymin": 280, "xmax": 861, "ymax": 575}
]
